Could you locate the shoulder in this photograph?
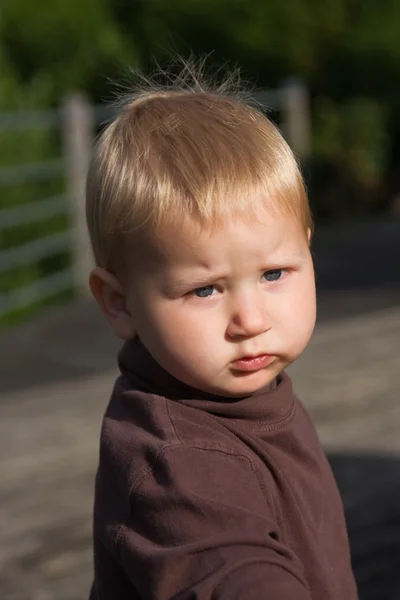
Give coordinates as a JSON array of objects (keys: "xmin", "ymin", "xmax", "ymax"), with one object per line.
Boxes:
[
  {"xmin": 98, "ymin": 374, "xmax": 178, "ymax": 488},
  {"xmin": 94, "ymin": 373, "xmax": 270, "ymax": 520},
  {"xmin": 99, "ymin": 374, "xmax": 261, "ymax": 489}
]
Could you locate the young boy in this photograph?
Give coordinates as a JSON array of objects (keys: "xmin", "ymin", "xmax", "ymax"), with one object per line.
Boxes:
[{"xmin": 87, "ymin": 74, "xmax": 358, "ymax": 599}]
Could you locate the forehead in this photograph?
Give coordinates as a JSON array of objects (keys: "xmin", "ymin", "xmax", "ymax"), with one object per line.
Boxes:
[{"xmin": 133, "ymin": 207, "xmax": 308, "ymax": 274}]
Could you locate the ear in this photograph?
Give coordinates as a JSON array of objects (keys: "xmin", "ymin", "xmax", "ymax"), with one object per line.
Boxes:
[
  {"xmin": 307, "ymin": 227, "xmax": 312, "ymax": 245},
  {"xmin": 89, "ymin": 267, "xmax": 136, "ymax": 340}
]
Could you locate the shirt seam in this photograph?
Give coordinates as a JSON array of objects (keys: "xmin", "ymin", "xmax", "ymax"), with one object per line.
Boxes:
[
  {"xmin": 165, "ymin": 391, "xmax": 297, "ymax": 434},
  {"xmin": 164, "ymin": 395, "xmax": 183, "ymax": 444},
  {"xmin": 114, "ymin": 442, "xmax": 276, "ymax": 552},
  {"xmin": 233, "ymin": 393, "xmax": 297, "ymax": 431}
]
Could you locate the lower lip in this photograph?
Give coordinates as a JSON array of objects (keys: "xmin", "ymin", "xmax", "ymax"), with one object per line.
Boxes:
[{"xmin": 231, "ymin": 354, "xmax": 274, "ymax": 372}]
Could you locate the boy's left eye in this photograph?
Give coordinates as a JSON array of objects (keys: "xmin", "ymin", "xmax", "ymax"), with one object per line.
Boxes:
[
  {"xmin": 263, "ymin": 269, "xmax": 284, "ymax": 282},
  {"xmin": 193, "ymin": 285, "xmax": 216, "ymax": 298}
]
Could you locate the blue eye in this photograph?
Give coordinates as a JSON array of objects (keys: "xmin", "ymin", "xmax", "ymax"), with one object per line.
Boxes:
[
  {"xmin": 263, "ymin": 269, "xmax": 283, "ymax": 282},
  {"xmin": 194, "ymin": 285, "xmax": 215, "ymax": 298}
]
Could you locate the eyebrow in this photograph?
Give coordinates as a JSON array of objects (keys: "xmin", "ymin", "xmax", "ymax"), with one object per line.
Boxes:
[
  {"xmin": 163, "ymin": 275, "xmax": 217, "ymax": 294},
  {"xmin": 163, "ymin": 251, "xmax": 308, "ymax": 292}
]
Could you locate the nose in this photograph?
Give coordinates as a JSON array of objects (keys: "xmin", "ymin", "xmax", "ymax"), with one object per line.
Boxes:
[{"xmin": 226, "ymin": 290, "xmax": 270, "ymax": 339}]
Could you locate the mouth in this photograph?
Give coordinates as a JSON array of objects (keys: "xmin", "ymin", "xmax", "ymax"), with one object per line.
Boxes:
[{"xmin": 230, "ymin": 354, "xmax": 274, "ymax": 372}]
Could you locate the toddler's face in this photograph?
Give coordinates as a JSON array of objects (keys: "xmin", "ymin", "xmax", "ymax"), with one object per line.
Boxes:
[{"xmin": 125, "ymin": 207, "xmax": 316, "ymax": 397}]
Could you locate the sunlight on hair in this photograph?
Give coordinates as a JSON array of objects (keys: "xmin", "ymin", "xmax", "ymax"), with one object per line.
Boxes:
[{"xmin": 86, "ymin": 59, "xmax": 313, "ymax": 270}]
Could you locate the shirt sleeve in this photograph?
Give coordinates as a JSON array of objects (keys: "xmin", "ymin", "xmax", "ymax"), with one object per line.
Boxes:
[{"xmin": 116, "ymin": 445, "xmax": 311, "ymax": 600}]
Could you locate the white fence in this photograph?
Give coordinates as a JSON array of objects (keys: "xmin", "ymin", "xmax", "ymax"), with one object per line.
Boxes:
[{"xmin": 0, "ymin": 78, "xmax": 310, "ymax": 322}]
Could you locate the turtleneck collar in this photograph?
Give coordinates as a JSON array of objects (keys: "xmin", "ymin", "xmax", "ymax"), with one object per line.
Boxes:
[{"xmin": 118, "ymin": 338, "xmax": 295, "ymax": 427}]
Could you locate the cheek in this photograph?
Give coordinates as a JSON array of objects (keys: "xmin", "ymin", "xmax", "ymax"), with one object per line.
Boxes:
[
  {"xmin": 277, "ymin": 274, "xmax": 316, "ymax": 342},
  {"xmin": 296, "ymin": 279, "xmax": 316, "ymax": 342},
  {"xmin": 132, "ymin": 295, "xmax": 213, "ymax": 351},
  {"xmin": 134, "ymin": 300, "xmax": 222, "ymax": 382}
]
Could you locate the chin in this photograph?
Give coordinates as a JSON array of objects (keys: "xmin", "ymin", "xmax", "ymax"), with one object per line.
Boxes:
[
  {"xmin": 219, "ymin": 376, "xmax": 276, "ymax": 398},
  {"xmin": 232, "ymin": 366, "xmax": 283, "ymax": 393},
  {"xmin": 192, "ymin": 361, "xmax": 285, "ymax": 398}
]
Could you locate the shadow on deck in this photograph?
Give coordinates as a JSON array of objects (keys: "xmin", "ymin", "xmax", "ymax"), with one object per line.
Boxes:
[{"xmin": 330, "ymin": 453, "xmax": 400, "ymax": 600}]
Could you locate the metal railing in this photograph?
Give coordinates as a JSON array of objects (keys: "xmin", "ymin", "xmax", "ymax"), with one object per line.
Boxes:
[{"xmin": 0, "ymin": 108, "xmax": 73, "ymax": 321}]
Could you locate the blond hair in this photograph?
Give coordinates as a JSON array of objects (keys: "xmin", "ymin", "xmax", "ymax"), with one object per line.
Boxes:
[{"xmin": 86, "ymin": 70, "xmax": 312, "ymax": 270}]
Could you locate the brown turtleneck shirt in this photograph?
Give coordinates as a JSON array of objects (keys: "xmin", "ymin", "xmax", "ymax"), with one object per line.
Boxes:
[{"xmin": 89, "ymin": 339, "xmax": 357, "ymax": 600}]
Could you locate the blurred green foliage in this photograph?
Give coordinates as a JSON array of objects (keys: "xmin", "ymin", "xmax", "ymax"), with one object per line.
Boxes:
[
  {"xmin": 307, "ymin": 97, "xmax": 389, "ymax": 218},
  {"xmin": 1, "ymin": 0, "xmax": 400, "ymax": 324},
  {"xmin": 1, "ymin": 0, "xmax": 399, "ymax": 201}
]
